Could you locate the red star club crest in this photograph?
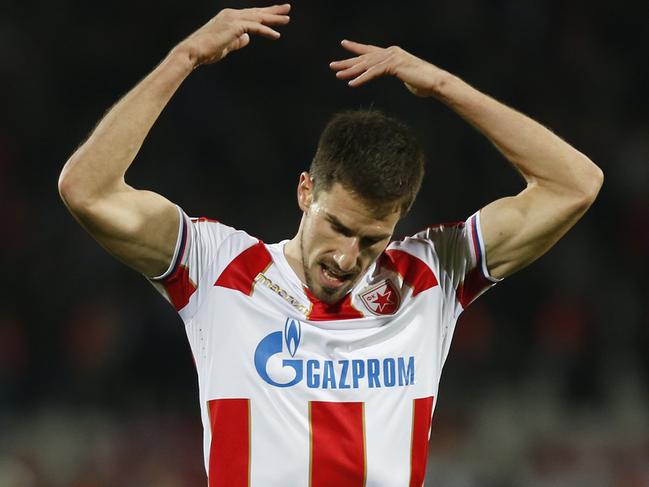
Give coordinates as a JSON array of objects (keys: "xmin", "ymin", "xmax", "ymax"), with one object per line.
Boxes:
[{"xmin": 360, "ymin": 280, "xmax": 400, "ymax": 315}]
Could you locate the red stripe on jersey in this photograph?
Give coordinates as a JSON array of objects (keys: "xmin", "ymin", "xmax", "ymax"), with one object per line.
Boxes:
[
  {"xmin": 381, "ymin": 249, "xmax": 438, "ymax": 296},
  {"xmin": 162, "ymin": 265, "xmax": 197, "ymax": 311},
  {"xmin": 214, "ymin": 241, "xmax": 272, "ymax": 295},
  {"xmin": 310, "ymin": 401, "xmax": 366, "ymax": 487},
  {"xmin": 207, "ymin": 398, "xmax": 250, "ymax": 487},
  {"xmin": 192, "ymin": 216, "xmax": 220, "ymax": 224},
  {"xmin": 305, "ymin": 287, "xmax": 364, "ymax": 321},
  {"xmin": 456, "ymin": 267, "xmax": 492, "ymax": 308},
  {"xmin": 409, "ymin": 396, "xmax": 434, "ymax": 487}
]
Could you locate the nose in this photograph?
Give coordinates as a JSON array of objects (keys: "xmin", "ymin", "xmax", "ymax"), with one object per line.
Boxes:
[{"xmin": 332, "ymin": 237, "xmax": 360, "ymax": 272}]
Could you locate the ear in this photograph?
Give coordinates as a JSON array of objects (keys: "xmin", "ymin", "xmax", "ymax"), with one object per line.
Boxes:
[{"xmin": 297, "ymin": 172, "xmax": 314, "ymax": 212}]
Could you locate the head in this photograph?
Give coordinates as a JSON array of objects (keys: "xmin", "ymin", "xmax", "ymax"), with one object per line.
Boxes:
[{"xmin": 294, "ymin": 109, "xmax": 425, "ymax": 303}]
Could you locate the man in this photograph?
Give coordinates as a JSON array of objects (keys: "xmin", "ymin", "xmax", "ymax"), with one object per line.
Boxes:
[{"xmin": 58, "ymin": 4, "xmax": 603, "ymax": 486}]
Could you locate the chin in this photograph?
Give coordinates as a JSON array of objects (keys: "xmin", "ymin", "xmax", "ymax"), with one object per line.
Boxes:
[
  {"xmin": 308, "ymin": 278, "xmax": 355, "ymax": 304},
  {"xmin": 303, "ymin": 261, "xmax": 359, "ymax": 304},
  {"xmin": 314, "ymin": 287, "xmax": 348, "ymax": 304}
]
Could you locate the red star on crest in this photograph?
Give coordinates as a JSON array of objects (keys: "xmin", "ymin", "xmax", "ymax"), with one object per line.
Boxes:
[
  {"xmin": 371, "ymin": 286, "xmax": 393, "ymax": 312},
  {"xmin": 360, "ymin": 280, "xmax": 400, "ymax": 315}
]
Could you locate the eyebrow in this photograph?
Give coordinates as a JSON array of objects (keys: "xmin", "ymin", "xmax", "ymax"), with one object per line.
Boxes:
[{"xmin": 324, "ymin": 212, "xmax": 392, "ymax": 241}]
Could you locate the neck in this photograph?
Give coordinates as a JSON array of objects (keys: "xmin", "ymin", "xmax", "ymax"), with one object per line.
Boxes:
[{"xmin": 284, "ymin": 231, "xmax": 306, "ymax": 285}]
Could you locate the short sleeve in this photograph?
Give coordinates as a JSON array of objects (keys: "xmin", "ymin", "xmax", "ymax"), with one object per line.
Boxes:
[
  {"xmin": 148, "ymin": 205, "xmax": 257, "ymax": 320},
  {"xmin": 409, "ymin": 209, "xmax": 502, "ymax": 313}
]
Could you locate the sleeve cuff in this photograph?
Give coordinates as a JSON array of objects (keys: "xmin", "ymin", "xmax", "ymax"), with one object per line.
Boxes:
[
  {"xmin": 468, "ymin": 210, "xmax": 503, "ymax": 284},
  {"xmin": 151, "ymin": 205, "xmax": 187, "ymax": 281}
]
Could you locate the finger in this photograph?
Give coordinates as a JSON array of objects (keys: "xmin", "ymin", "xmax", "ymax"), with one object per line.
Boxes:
[
  {"xmin": 333, "ymin": 50, "xmax": 389, "ymax": 78},
  {"xmin": 329, "ymin": 56, "xmax": 361, "ymax": 71},
  {"xmin": 348, "ymin": 61, "xmax": 388, "ymax": 87},
  {"xmin": 224, "ymin": 32, "xmax": 251, "ymax": 55},
  {"xmin": 340, "ymin": 39, "xmax": 381, "ymax": 55},
  {"xmin": 240, "ymin": 10, "xmax": 290, "ymax": 25},
  {"xmin": 258, "ymin": 3, "xmax": 291, "ymax": 15},
  {"xmin": 237, "ymin": 33, "xmax": 251, "ymax": 49},
  {"xmin": 240, "ymin": 20, "xmax": 281, "ymax": 39},
  {"xmin": 259, "ymin": 13, "xmax": 291, "ymax": 25},
  {"xmin": 334, "ymin": 61, "xmax": 369, "ymax": 80},
  {"xmin": 244, "ymin": 4, "xmax": 291, "ymax": 16}
]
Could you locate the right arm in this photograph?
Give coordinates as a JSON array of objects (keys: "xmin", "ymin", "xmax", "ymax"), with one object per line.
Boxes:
[{"xmin": 58, "ymin": 4, "xmax": 291, "ymax": 278}]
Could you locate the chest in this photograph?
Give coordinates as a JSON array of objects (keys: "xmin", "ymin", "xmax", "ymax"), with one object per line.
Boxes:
[{"xmin": 191, "ymin": 275, "xmax": 446, "ymax": 402}]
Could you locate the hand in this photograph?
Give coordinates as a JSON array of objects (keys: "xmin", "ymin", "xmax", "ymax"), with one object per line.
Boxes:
[
  {"xmin": 173, "ymin": 4, "xmax": 291, "ymax": 68},
  {"xmin": 329, "ymin": 40, "xmax": 449, "ymax": 97}
]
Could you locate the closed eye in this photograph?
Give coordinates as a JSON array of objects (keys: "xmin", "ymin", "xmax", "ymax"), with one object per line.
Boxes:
[
  {"xmin": 331, "ymin": 223, "xmax": 354, "ymax": 238},
  {"xmin": 360, "ymin": 236, "xmax": 385, "ymax": 248}
]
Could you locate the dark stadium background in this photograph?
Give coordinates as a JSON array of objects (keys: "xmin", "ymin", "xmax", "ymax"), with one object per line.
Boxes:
[{"xmin": 1, "ymin": 0, "xmax": 648, "ymax": 485}]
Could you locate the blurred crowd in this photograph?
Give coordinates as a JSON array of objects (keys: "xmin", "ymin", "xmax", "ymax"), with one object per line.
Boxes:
[{"xmin": 1, "ymin": 0, "xmax": 648, "ymax": 485}]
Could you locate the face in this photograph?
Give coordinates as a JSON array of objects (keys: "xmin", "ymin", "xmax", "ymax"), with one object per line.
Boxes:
[{"xmin": 296, "ymin": 174, "xmax": 401, "ymax": 304}]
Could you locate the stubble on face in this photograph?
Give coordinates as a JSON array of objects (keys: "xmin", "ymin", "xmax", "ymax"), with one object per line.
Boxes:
[{"xmin": 299, "ymin": 231, "xmax": 357, "ymax": 304}]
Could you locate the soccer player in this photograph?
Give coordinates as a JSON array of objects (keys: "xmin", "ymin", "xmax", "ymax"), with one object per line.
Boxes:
[{"xmin": 58, "ymin": 4, "xmax": 603, "ymax": 486}]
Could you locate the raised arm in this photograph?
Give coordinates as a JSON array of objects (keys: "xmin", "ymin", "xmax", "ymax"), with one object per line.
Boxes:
[
  {"xmin": 330, "ymin": 40, "xmax": 603, "ymax": 279},
  {"xmin": 58, "ymin": 4, "xmax": 291, "ymax": 277}
]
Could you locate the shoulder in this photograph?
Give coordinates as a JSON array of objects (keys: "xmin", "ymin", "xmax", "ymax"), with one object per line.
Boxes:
[
  {"xmin": 387, "ymin": 220, "xmax": 466, "ymax": 258},
  {"xmin": 166, "ymin": 209, "xmax": 262, "ymax": 281},
  {"xmin": 185, "ymin": 213, "xmax": 258, "ymax": 252}
]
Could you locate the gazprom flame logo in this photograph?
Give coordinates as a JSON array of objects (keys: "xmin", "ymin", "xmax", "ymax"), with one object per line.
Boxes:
[
  {"xmin": 254, "ymin": 318, "xmax": 303, "ymax": 387},
  {"xmin": 285, "ymin": 318, "xmax": 301, "ymax": 357}
]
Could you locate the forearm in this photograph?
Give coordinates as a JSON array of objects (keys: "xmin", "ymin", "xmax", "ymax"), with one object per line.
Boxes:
[
  {"xmin": 331, "ymin": 43, "xmax": 602, "ymax": 196},
  {"xmin": 58, "ymin": 50, "xmax": 194, "ymax": 206},
  {"xmin": 56, "ymin": 5, "xmax": 290, "ymax": 278},
  {"xmin": 431, "ymin": 72, "xmax": 603, "ymax": 196}
]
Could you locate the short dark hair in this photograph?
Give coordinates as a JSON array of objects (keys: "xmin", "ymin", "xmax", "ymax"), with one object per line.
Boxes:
[{"xmin": 309, "ymin": 109, "xmax": 425, "ymax": 216}]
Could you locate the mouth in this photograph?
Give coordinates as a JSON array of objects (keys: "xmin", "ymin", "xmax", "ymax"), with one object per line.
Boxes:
[{"xmin": 318, "ymin": 263, "xmax": 354, "ymax": 289}]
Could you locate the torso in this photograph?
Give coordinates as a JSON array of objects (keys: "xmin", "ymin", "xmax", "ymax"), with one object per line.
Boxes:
[{"xmin": 150, "ymin": 208, "xmax": 496, "ymax": 486}]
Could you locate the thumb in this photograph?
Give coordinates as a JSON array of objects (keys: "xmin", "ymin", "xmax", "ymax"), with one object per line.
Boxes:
[
  {"xmin": 235, "ymin": 33, "xmax": 250, "ymax": 50},
  {"xmin": 221, "ymin": 33, "xmax": 250, "ymax": 60}
]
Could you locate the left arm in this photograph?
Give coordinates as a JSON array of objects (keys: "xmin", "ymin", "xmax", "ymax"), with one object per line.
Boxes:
[{"xmin": 330, "ymin": 40, "xmax": 603, "ymax": 279}]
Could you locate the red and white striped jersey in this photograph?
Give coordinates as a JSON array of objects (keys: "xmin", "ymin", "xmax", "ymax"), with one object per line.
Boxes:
[{"xmin": 149, "ymin": 206, "xmax": 499, "ymax": 487}]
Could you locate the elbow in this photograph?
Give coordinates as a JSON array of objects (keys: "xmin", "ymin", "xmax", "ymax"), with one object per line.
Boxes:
[
  {"xmin": 572, "ymin": 159, "xmax": 604, "ymax": 211},
  {"xmin": 582, "ymin": 160, "xmax": 604, "ymax": 204},
  {"xmin": 57, "ymin": 169, "xmax": 72, "ymax": 205},
  {"xmin": 58, "ymin": 159, "xmax": 127, "ymax": 216},
  {"xmin": 58, "ymin": 163, "xmax": 82, "ymax": 211},
  {"xmin": 57, "ymin": 158, "xmax": 97, "ymax": 214}
]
